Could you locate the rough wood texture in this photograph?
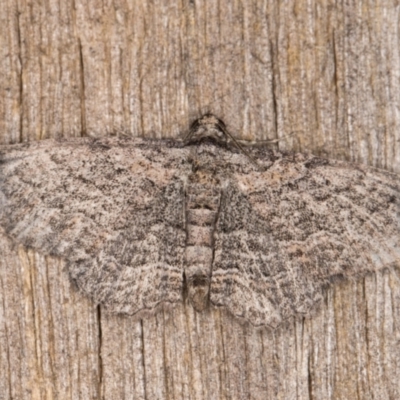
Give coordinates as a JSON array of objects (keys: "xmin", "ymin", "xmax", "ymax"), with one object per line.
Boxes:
[{"xmin": 0, "ymin": 1, "xmax": 399, "ymax": 399}]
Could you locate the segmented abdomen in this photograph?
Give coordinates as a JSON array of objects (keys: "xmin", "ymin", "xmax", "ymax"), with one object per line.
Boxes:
[{"xmin": 185, "ymin": 173, "xmax": 221, "ymax": 311}]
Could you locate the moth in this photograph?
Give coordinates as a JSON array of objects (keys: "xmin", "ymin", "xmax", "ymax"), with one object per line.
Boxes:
[{"xmin": 0, "ymin": 115, "xmax": 399, "ymax": 328}]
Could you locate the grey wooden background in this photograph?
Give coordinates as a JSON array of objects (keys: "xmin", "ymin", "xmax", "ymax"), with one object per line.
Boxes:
[{"xmin": 1, "ymin": 1, "xmax": 400, "ymax": 399}]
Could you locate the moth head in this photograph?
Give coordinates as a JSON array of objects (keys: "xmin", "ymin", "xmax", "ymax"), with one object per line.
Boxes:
[
  {"xmin": 185, "ymin": 114, "xmax": 260, "ymax": 168},
  {"xmin": 185, "ymin": 114, "xmax": 228, "ymax": 144}
]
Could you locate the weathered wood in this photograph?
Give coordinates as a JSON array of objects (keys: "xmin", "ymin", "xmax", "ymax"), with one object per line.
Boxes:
[{"xmin": 1, "ymin": 0, "xmax": 400, "ymax": 399}]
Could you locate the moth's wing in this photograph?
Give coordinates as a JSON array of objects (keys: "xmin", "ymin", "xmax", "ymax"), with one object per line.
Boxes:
[
  {"xmin": 211, "ymin": 151, "xmax": 400, "ymax": 328},
  {"xmin": 0, "ymin": 138, "xmax": 191, "ymax": 315}
]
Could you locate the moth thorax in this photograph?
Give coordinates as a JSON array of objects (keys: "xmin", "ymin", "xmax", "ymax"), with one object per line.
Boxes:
[
  {"xmin": 189, "ymin": 128, "xmax": 226, "ymax": 143},
  {"xmin": 189, "ymin": 169, "xmax": 220, "ymax": 186}
]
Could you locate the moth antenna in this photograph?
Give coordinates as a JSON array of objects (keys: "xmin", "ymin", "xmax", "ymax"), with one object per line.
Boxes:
[
  {"xmin": 216, "ymin": 122, "xmax": 260, "ymax": 167},
  {"xmin": 183, "ymin": 119, "xmax": 200, "ymax": 143},
  {"xmin": 112, "ymin": 127, "xmax": 131, "ymax": 138},
  {"xmin": 237, "ymin": 131, "xmax": 298, "ymax": 146}
]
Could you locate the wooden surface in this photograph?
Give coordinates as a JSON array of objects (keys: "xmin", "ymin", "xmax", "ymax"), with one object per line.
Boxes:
[{"xmin": 1, "ymin": 1, "xmax": 400, "ymax": 399}]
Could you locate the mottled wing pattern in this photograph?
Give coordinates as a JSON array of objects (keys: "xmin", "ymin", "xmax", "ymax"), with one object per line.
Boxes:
[
  {"xmin": 0, "ymin": 138, "xmax": 191, "ymax": 315},
  {"xmin": 1, "ymin": 130, "xmax": 400, "ymax": 327},
  {"xmin": 211, "ymin": 149, "xmax": 400, "ymax": 327}
]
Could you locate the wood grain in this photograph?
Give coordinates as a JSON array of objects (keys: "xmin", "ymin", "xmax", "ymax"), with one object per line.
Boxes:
[{"xmin": 1, "ymin": 0, "xmax": 400, "ymax": 399}]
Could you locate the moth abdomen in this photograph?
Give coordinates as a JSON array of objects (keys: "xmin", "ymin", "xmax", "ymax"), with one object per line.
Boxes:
[{"xmin": 184, "ymin": 176, "xmax": 221, "ymax": 312}]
